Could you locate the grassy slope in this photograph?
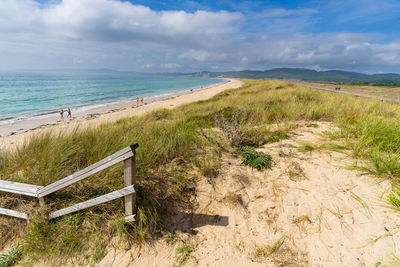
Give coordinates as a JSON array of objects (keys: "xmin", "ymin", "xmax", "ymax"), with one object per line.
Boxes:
[{"xmin": 1, "ymin": 79, "xmax": 400, "ymax": 264}]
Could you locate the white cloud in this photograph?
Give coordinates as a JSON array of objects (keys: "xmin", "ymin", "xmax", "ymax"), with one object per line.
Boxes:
[
  {"xmin": 256, "ymin": 7, "xmax": 318, "ymax": 18},
  {"xmin": 0, "ymin": 0, "xmax": 242, "ymax": 42},
  {"xmin": 163, "ymin": 63, "xmax": 180, "ymax": 69},
  {"xmin": 0, "ymin": 0, "xmax": 399, "ymax": 73}
]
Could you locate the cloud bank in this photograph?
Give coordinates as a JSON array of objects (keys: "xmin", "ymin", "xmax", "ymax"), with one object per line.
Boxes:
[{"xmin": 0, "ymin": 0, "xmax": 400, "ymax": 73}]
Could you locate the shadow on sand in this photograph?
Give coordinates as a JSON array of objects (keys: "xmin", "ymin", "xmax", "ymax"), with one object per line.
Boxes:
[{"xmin": 168, "ymin": 211, "xmax": 229, "ymax": 235}]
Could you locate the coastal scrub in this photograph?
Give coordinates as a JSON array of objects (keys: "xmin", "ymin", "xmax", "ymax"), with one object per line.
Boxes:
[{"xmin": 2, "ymin": 79, "xmax": 400, "ymax": 263}]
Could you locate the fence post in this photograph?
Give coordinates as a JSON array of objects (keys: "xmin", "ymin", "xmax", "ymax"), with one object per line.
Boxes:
[
  {"xmin": 123, "ymin": 149, "xmax": 136, "ymax": 217},
  {"xmin": 39, "ymin": 197, "xmax": 45, "ymax": 208}
]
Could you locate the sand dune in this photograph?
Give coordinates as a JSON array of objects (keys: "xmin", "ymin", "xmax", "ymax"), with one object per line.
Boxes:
[{"xmin": 99, "ymin": 121, "xmax": 399, "ymax": 266}]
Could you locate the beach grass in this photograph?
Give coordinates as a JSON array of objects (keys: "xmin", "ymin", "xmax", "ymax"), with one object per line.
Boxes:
[{"xmin": 2, "ymin": 79, "xmax": 400, "ymax": 263}]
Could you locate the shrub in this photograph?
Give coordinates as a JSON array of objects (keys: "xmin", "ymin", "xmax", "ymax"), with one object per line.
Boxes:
[
  {"xmin": 237, "ymin": 147, "xmax": 274, "ymax": 171},
  {"xmin": 214, "ymin": 109, "xmax": 253, "ymax": 147}
]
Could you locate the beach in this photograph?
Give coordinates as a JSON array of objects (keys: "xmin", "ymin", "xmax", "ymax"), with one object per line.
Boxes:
[{"xmin": 0, "ymin": 79, "xmax": 242, "ymax": 151}]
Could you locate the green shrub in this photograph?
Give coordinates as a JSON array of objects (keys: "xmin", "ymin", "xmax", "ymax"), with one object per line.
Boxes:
[{"xmin": 238, "ymin": 147, "xmax": 274, "ymax": 171}]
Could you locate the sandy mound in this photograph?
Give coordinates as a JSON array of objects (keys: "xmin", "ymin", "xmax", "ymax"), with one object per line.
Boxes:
[{"xmin": 99, "ymin": 121, "xmax": 400, "ymax": 266}]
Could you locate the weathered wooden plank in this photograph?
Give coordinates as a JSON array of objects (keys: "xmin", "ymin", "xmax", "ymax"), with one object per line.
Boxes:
[
  {"xmin": 123, "ymin": 155, "xmax": 136, "ymax": 216},
  {"xmin": 0, "ymin": 180, "xmax": 43, "ymax": 197},
  {"xmin": 49, "ymin": 185, "xmax": 135, "ymax": 219},
  {"xmin": 124, "ymin": 214, "xmax": 136, "ymax": 222},
  {"xmin": 39, "ymin": 150, "xmax": 134, "ymax": 197},
  {"xmin": 0, "ymin": 207, "xmax": 28, "ymax": 220}
]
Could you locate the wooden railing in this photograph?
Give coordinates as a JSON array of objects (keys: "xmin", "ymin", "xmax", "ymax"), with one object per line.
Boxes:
[{"xmin": 0, "ymin": 144, "xmax": 138, "ymax": 222}]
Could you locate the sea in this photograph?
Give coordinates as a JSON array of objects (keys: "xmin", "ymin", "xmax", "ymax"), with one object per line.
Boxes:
[{"xmin": 0, "ymin": 71, "xmax": 223, "ymax": 126}]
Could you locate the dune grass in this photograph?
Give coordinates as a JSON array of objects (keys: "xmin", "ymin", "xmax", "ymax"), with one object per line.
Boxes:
[{"xmin": 2, "ymin": 79, "xmax": 400, "ymax": 264}]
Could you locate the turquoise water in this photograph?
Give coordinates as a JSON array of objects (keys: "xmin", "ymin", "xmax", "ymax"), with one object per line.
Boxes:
[{"xmin": 0, "ymin": 72, "xmax": 222, "ymax": 124}]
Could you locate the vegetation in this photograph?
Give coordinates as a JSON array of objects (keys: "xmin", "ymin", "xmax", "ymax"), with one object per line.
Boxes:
[
  {"xmin": 237, "ymin": 147, "xmax": 274, "ymax": 171},
  {"xmin": 187, "ymin": 68, "xmax": 400, "ymax": 83},
  {"xmin": 387, "ymin": 185, "xmax": 400, "ymax": 212},
  {"xmin": 3, "ymin": 79, "xmax": 400, "ymax": 263},
  {"xmin": 350, "ymin": 81, "xmax": 400, "ymax": 87},
  {"xmin": 269, "ymin": 236, "xmax": 285, "ymax": 255},
  {"xmin": 175, "ymin": 243, "xmax": 193, "ymax": 266},
  {"xmin": 0, "ymin": 243, "xmax": 21, "ymax": 267}
]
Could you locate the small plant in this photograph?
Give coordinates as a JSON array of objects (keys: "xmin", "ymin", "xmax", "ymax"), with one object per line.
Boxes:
[
  {"xmin": 214, "ymin": 108, "xmax": 253, "ymax": 147},
  {"xmin": 391, "ymin": 255, "xmax": 400, "ymax": 266},
  {"xmin": 351, "ymin": 192, "xmax": 370, "ymax": 211},
  {"xmin": 175, "ymin": 243, "xmax": 193, "ymax": 266},
  {"xmin": 387, "ymin": 185, "xmax": 400, "ymax": 212},
  {"xmin": 269, "ymin": 236, "xmax": 285, "ymax": 255},
  {"xmin": 195, "ymin": 151, "xmax": 220, "ymax": 178},
  {"xmin": 166, "ymin": 233, "xmax": 179, "ymax": 245},
  {"xmin": 238, "ymin": 147, "xmax": 274, "ymax": 171},
  {"xmin": 279, "ymin": 149, "xmax": 289, "ymax": 157},
  {"xmin": 0, "ymin": 243, "xmax": 22, "ymax": 267},
  {"xmin": 298, "ymin": 141, "xmax": 315, "ymax": 152}
]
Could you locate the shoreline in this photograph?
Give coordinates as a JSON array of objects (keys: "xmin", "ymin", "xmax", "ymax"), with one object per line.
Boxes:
[
  {"xmin": 0, "ymin": 78, "xmax": 242, "ymax": 151},
  {"xmin": 0, "ymin": 79, "xmax": 226, "ymax": 137}
]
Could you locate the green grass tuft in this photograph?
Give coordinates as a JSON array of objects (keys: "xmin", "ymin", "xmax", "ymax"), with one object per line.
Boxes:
[
  {"xmin": 269, "ymin": 236, "xmax": 285, "ymax": 255},
  {"xmin": 387, "ymin": 185, "xmax": 400, "ymax": 212},
  {"xmin": 297, "ymin": 141, "xmax": 315, "ymax": 152}
]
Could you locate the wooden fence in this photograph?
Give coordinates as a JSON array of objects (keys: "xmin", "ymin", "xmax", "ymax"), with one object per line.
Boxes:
[{"xmin": 0, "ymin": 143, "xmax": 138, "ymax": 222}]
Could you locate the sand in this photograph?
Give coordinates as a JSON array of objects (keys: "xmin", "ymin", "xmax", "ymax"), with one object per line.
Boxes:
[
  {"xmin": 0, "ymin": 79, "xmax": 242, "ymax": 151},
  {"xmin": 99, "ymin": 121, "xmax": 400, "ymax": 266}
]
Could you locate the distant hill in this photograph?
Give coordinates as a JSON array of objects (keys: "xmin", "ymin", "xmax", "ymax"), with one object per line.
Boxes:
[{"xmin": 184, "ymin": 68, "xmax": 400, "ymax": 83}]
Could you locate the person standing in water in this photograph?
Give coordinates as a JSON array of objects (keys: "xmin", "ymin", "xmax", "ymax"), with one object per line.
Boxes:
[
  {"xmin": 60, "ymin": 109, "xmax": 64, "ymax": 120},
  {"xmin": 67, "ymin": 108, "xmax": 72, "ymax": 119},
  {"xmin": 137, "ymin": 97, "xmax": 140, "ymax": 106},
  {"xmin": 141, "ymin": 97, "xmax": 144, "ymax": 105}
]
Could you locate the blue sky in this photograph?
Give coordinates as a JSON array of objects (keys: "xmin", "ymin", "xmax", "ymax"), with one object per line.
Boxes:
[{"xmin": 1, "ymin": 0, "xmax": 400, "ymax": 73}]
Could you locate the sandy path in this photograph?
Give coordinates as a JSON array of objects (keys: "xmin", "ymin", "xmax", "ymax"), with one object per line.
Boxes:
[
  {"xmin": 308, "ymin": 84, "xmax": 400, "ymax": 103},
  {"xmin": 0, "ymin": 79, "xmax": 242, "ymax": 151},
  {"xmin": 99, "ymin": 121, "xmax": 400, "ymax": 266}
]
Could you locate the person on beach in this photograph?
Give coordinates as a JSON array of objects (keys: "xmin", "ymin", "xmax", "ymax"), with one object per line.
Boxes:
[
  {"xmin": 190, "ymin": 88, "xmax": 193, "ymax": 92},
  {"xmin": 60, "ymin": 109, "xmax": 64, "ymax": 120},
  {"xmin": 137, "ymin": 97, "xmax": 140, "ymax": 106},
  {"xmin": 67, "ymin": 108, "xmax": 72, "ymax": 119},
  {"xmin": 141, "ymin": 97, "xmax": 144, "ymax": 105}
]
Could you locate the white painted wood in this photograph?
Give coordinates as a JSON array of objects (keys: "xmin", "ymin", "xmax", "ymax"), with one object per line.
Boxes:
[
  {"xmin": 0, "ymin": 180, "xmax": 43, "ymax": 197},
  {"xmin": 123, "ymin": 155, "xmax": 136, "ymax": 216},
  {"xmin": 49, "ymin": 185, "xmax": 135, "ymax": 219},
  {"xmin": 0, "ymin": 207, "xmax": 28, "ymax": 220},
  {"xmin": 39, "ymin": 150, "xmax": 134, "ymax": 197},
  {"xmin": 124, "ymin": 214, "xmax": 136, "ymax": 222}
]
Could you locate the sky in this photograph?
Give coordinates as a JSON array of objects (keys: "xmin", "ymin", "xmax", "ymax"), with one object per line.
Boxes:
[{"xmin": 1, "ymin": 0, "xmax": 400, "ymax": 73}]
